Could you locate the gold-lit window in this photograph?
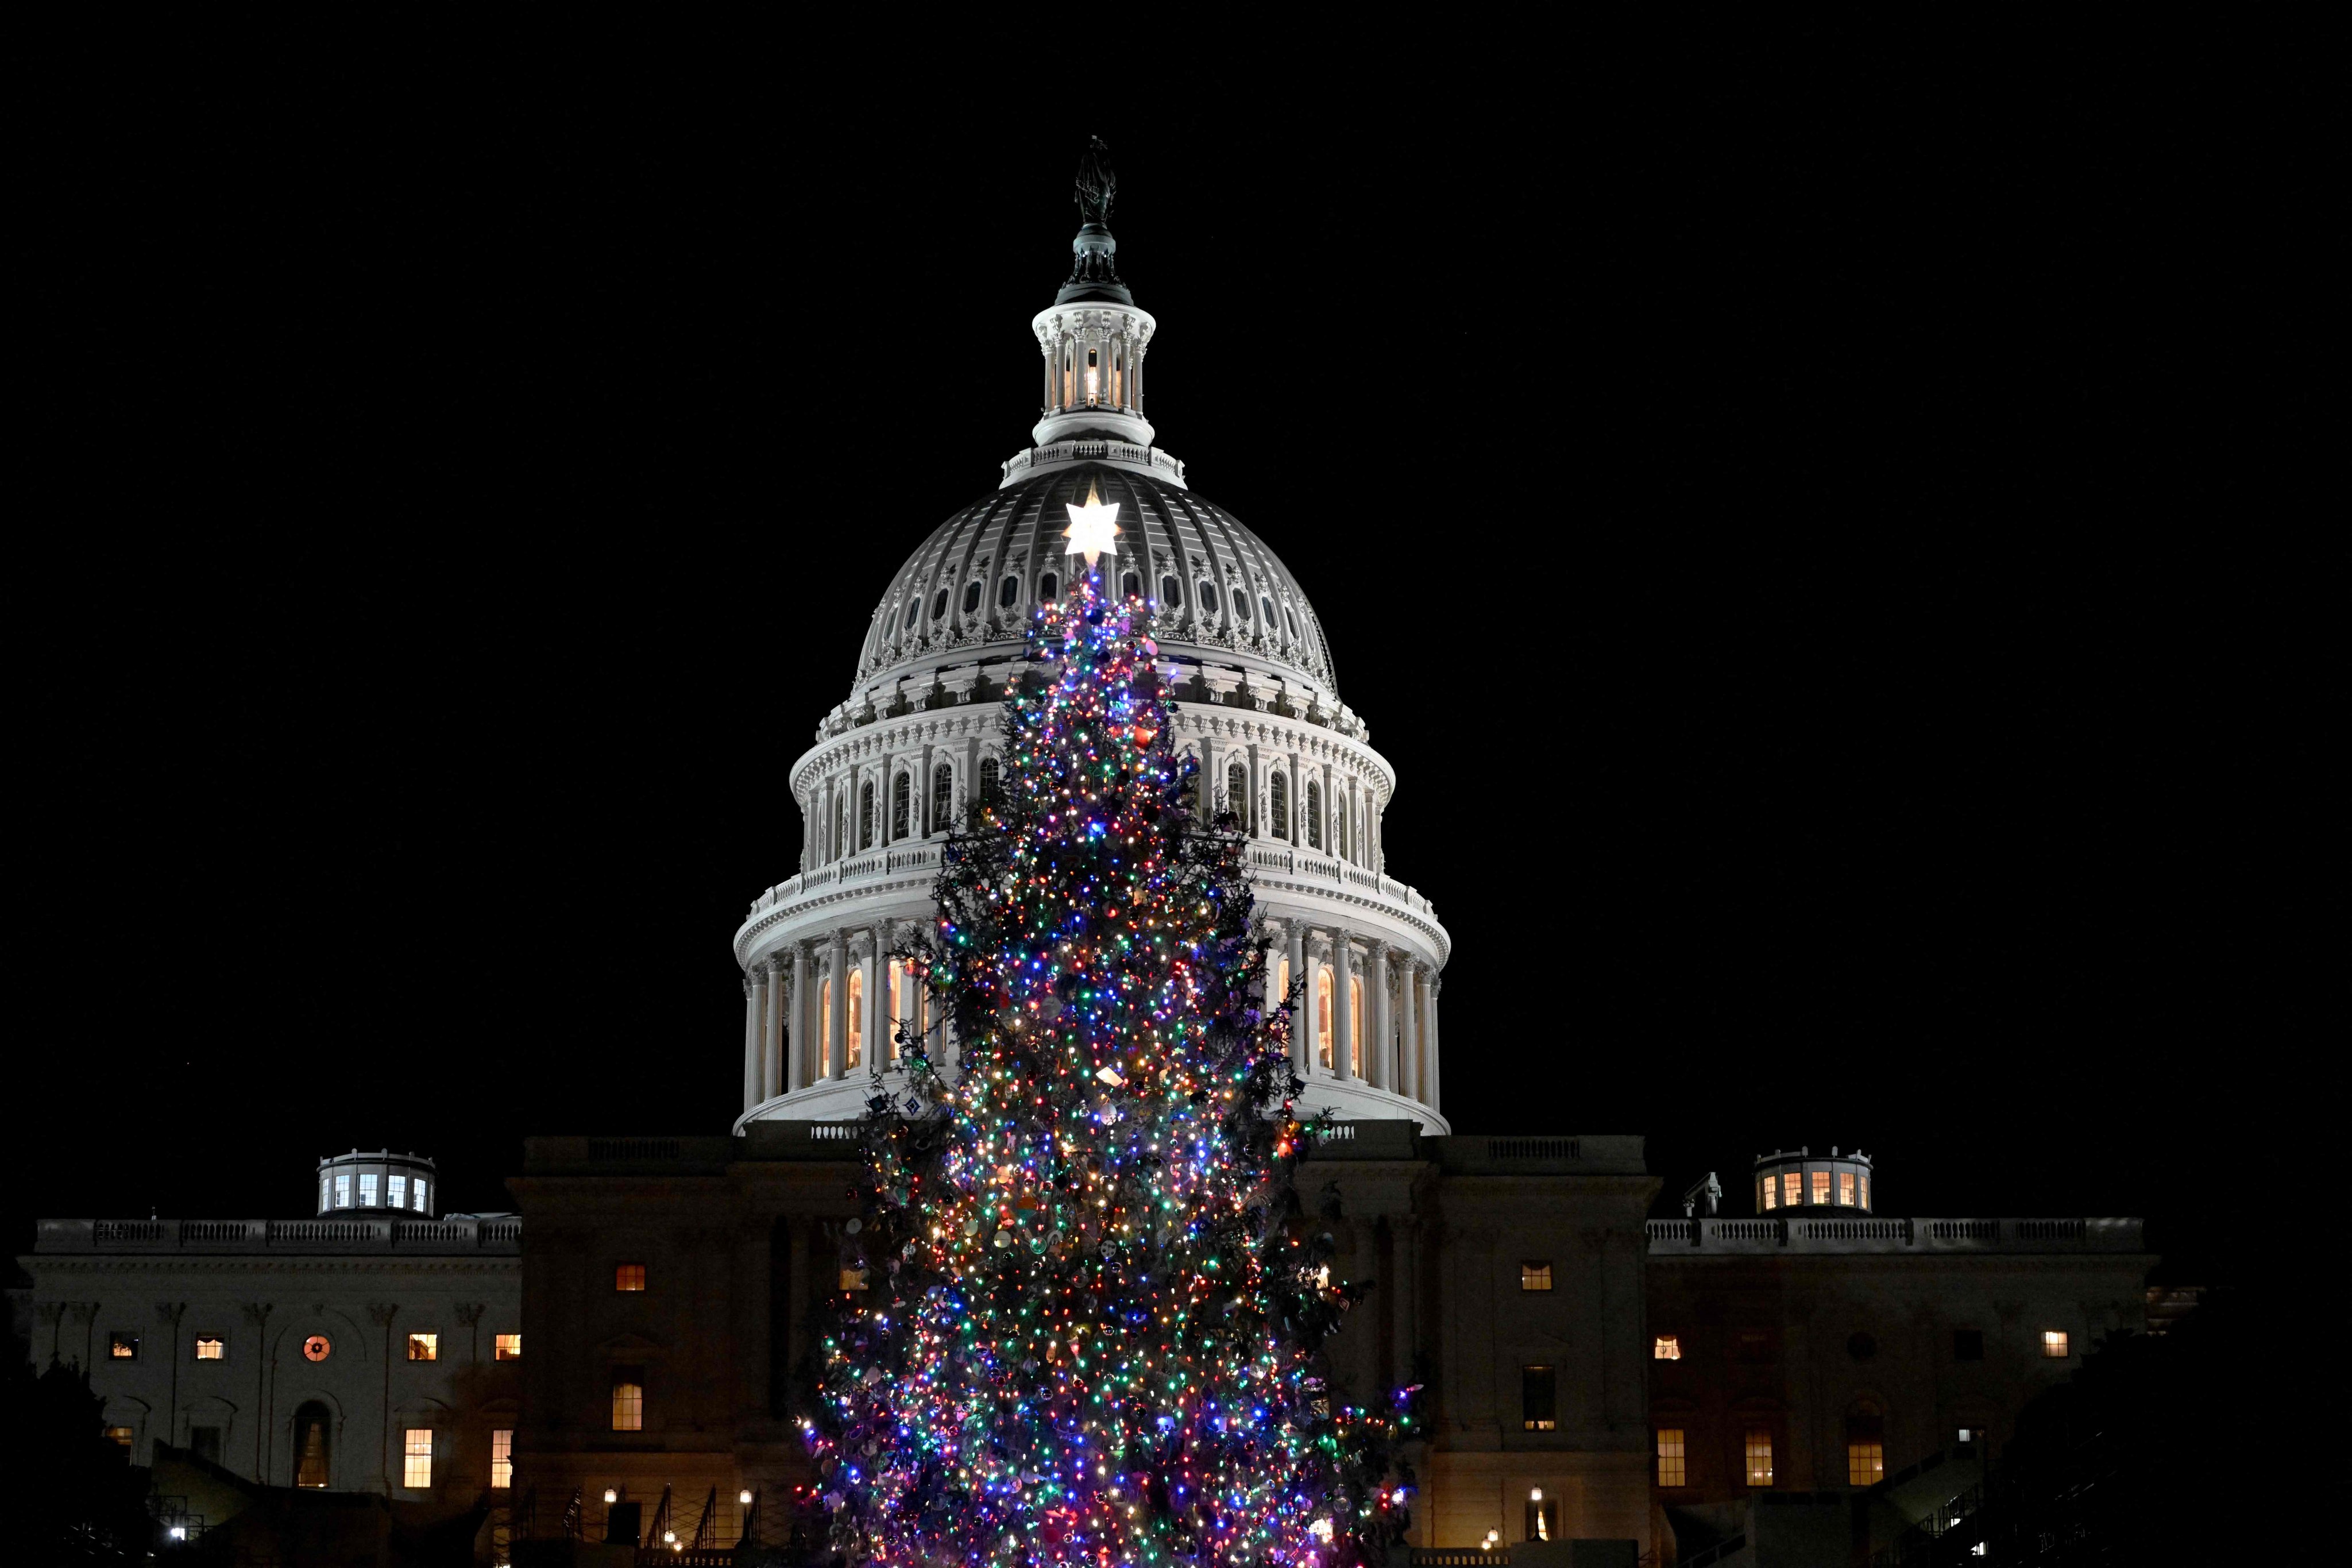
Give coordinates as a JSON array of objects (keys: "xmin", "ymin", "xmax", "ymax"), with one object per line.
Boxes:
[
  {"xmin": 1848, "ymin": 1441, "xmax": 1884, "ymax": 1486},
  {"xmin": 1760, "ymin": 1177, "xmax": 1776, "ymax": 1210},
  {"xmin": 2042, "ymin": 1330, "xmax": 2070, "ymax": 1358},
  {"xmin": 109, "ymin": 1333, "xmax": 138, "ymax": 1360},
  {"xmin": 491, "ymin": 1428, "xmax": 513, "ymax": 1490},
  {"xmin": 1782, "ymin": 1172, "xmax": 1801, "ymax": 1208},
  {"xmin": 1838, "ymin": 1171, "xmax": 1856, "ymax": 1206},
  {"xmin": 1811, "ymin": 1170, "xmax": 1831, "ymax": 1206},
  {"xmin": 403, "ymin": 1428, "xmax": 433, "ymax": 1489},
  {"xmin": 1348, "ymin": 975, "xmax": 1364, "ymax": 1075},
  {"xmin": 195, "ymin": 1336, "xmax": 225, "ymax": 1361},
  {"xmin": 495, "ymin": 1333, "xmax": 522, "ymax": 1361},
  {"xmin": 847, "ymin": 969, "xmax": 864, "ymax": 1068},
  {"xmin": 407, "ymin": 1333, "xmax": 438, "ymax": 1362},
  {"xmin": 615, "ymin": 1263, "xmax": 646, "ymax": 1292},
  {"xmin": 1744, "ymin": 1428, "xmax": 1774, "ymax": 1486},
  {"xmin": 105, "ymin": 1425, "xmax": 134, "ymax": 1450},
  {"xmin": 839, "ymin": 1266, "xmax": 870, "ymax": 1292},
  {"xmin": 611, "ymin": 1374, "xmax": 644, "ymax": 1432},
  {"xmin": 1521, "ymin": 1262, "xmax": 1553, "ymax": 1292},
  {"xmin": 1316, "ymin": 970, "xmax": 1334, "ymax": 1067},
  {"xmin": 1653, "ymin": 1335, "xmax": 1682, "ymax": 1361},
  {"xmin": 1276, "ymin": 957, "xmax": 1291, "ymax": 1007},
  {"xmin": 1859, "ymin": 1174, "xmax": 1870, "ymax": 1208},
  {"xmin": 820, "ymin": 979, "xmax": 833, "ymax": 1061},
  {"xmin": 1655, "ymin": 1428, "xmax": 1686, "ymax": 1488}
]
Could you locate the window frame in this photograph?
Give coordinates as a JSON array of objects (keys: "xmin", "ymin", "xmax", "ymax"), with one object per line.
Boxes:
[
  {"xmin": 109, "ymin": 1332, "xmax": 140, "ymax": 1361},
  {"xmin": 402, "ymin": 1427, "xmax": 434, "ymax": 1490},
  {"xmin": 194, "ymin": 1334, "xmax": 227, "ymax": 1361},
  {"xmin": 611, "ymin": 1368, "xmax": 646, "ymax": 1432},
  {"xmin": 614, "ymin": 1262, "xmax": 647, "ymax": 1293},
  {"xmin": 1520, "ymin": 1364, "xmax": 1558, "ymax": 1432},
  {"xmin": 2041, "ymin": 1329, "xmax": 2070, "ymax": 1358},
  {"xmin": 1652, "ymin": 1334, "xmax": 1682, "ymax": 1361},
  {"xmin": 494, "ymin": 1333, "xmax": 522, "ymax": 1361},
  {"xmin": 491, "ymin": 1428, "xmax": 513, "ymax": 1490},
  {"xmin": 1743, "ymin": 1426, "xmax": 1775, "ymax": 1488},
  {"xmin": 406, "ymin": 1332, "xmax": 438, "ymax": 1363},
  {"xmin": 1655, "ymin": 1427, "xmax": 1687, "ymax": 1488},
  {"xmin": 1520, "ymin": 1261, "xmax": 1554, "ymax": 1292}
]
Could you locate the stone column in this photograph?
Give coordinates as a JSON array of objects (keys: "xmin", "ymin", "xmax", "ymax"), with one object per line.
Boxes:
[
  {"xmin": 1331, "ymin": 932, "xmax": 1354, "ymax": 1081},
  {"xmin": 1369, "ymin": 945, "xmax": 1391, "ymax": 1091},
  {"xmin": 762, "ymin": 956, "xmax": 786, "ymax": 1100},
  {"xmin": 828, "ymin": 931, "xmax": 850, "ymax": 1079},
  {"xmin": 741, "ymin": 974, "xmax": 763, "ymax": 1112},
  {"xmin": 789, "ymin": 944, "xmax": 812, "ymax": 1092},
  {"xmin": 897, "ymin": 953, "xmax": 919, "ymax": 1062},
  {"xmin": 1288, "ymin": 744, "xmax": 1303, "ymax": 842},
  {"xmin": 1246, "ymin": 741, "xmax": 1262, "ymax": 839},
  {"xmin": 866, "ymin": 925, "xmax": 888, "ymax": 1069},
  {"xmin": 1287, "ymin": 921, "xmax": 1309, "ymax": 1076},
  {"xmin": 1425, "ymin": 976, "xmax": 1442, "ymax": 1113}
]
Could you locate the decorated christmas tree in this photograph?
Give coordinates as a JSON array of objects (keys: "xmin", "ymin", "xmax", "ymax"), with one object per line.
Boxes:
[{"xmin": 811, "ymin": 488, "xmax": 1412, "ymax": 1568}]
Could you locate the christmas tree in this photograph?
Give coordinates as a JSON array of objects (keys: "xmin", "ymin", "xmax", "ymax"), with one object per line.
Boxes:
[{"xmin": 811, "ymin": 491, "xmax": 1411, "ymax": 1568}]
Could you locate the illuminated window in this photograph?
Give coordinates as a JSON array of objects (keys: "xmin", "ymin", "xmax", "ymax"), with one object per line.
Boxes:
[
  {"xmin": 403, "ymin": 1428, "xmax": 433, "ymax": 1489},
  {"xmin": 1306, "ymin": 781, "xmax": 1322, "ymax": 848},
  {"xmin": 1811, "ymin": 1171, "xmax": 1831, "ymax": 1206},
  {"xmin": 105, "ymin": 1425, "xmax": 134, "ymax": 1450},
  {"xmin": 892, "ymin": 773, "xmax": 912, "ymax": 837},
  {"xmin": 294, "ymin": 1403, "xmax": 331, "ymax": 1486},
  {"xmin": 1520, "ymin": 1365, "xmax": 1557, "ymax": 1431},
  {"xmin": 1848, "ymin": 1439, "xmax": 1884, "ymax": 1486},
  {"xmin": 491, "ymin": 1429, "xmax": 513, "ymax": 1490},
  {"xmin": 839, "ymin": 1266, "xmax": 870, "ymax": 1292},
  {"xmin": 1316, "ymin": 970, "xmax": 1334, "ymax": 1067},
  {"xmin": 1198, "ymin": 581, "xmax": 1218, "ymax": 615},
  {"xmin": 413, "ymin": 1179, "xmax": 428, "ymax": 1212},
  {"xmin": 2042, "ymin": 1330, "xmax": 2070, "ymax": 1358},
  {"xmin": 1653, "ymin": 1335, "xmax": 1682, "ymax": 1361},
  {"xmin": 1837, "ymin": 1171, "xmax": 1855, "ymax": 1206},
  {"xmin": 820, "ymin": 978, "xmax": 832, "ymax": 1060},
  {"xmin": 1655, "ymin": 1428, "xmax": 1686, "ymax": 1487},
  {"xmin": 1744, "ymin": 1428, "xmax": 1774, "ymax": 1486},
  {"xmin": 847, "ymin": 970, "xmax": 864, "ymax": 1068},
  {"xmin": 931, "ymin": 763, "xmax": 953, "ymax": 834},
  {"xmin": 302, "ymin": 1335, "xmax": 331, "ymax": 1362},
  {"xmin": 1270, "ymin": 772, "xmax": 1289, "ymax": 840},
  {"xmin": 615, "ymin": 1263, "xmax": 647, "ymax": 1292},
  {"xmin": 195, "ymin": 1336, "xmax": 225, "ymax": 1361},
  {"xmin": 109, "ymin": 1333, "xmax": 138, "ymax": 1360},
  {"xmin": 319, "ymin": 1175, "xmax": 331, "ymax": 1211},
  {"xmin": 1521, "ymin": 1261, "xmax": 1553, "ymax": 1292},
  {"xmin": 360, "ymin": 1173, "xmax": 379, "ymax": 1206},
  {"xmin": 1275, "ymin": 957, "xmax": 1292, "ymax": 1007},
  {"xmin": 1953, "ymin": 1328, "xmax": 1984, "ymax": 1362},
  {"xmin": 1782, "ymin": 1172, "xmax": 1801, "ymax": 1208},
  {"xmin": 1760, "ymin": 1176, "xmax": 1776, "ymax": 1210},
  {"xmin": 495, "ymin": 1333, "xmax": 522, "ymax": 1361},
  {"xmin": 1348, "ymin": 975, "xmax": 1364, "ymax": 1073},
  {"xmin": 980, "ymin": 758, "xmax": 1001, "ymax": 808},
  {"xmin": 1859, "ymin": 1173, "xmax": 1870, "ymax": 1208},
  {"xmin": 335, "ymin": 1173, "xmax": 352, "ymax": 1208},
  {"xmin": 611, "ymin": 1370, "xmax": 644, "ymax": 1431},
  {"xmin": 388, "ymin": 1175, "xmax": 407, "ymax": 1210},
  {"xmin": 407, "ymin": 1333, "xmax": 438, "ymax": 1362}
]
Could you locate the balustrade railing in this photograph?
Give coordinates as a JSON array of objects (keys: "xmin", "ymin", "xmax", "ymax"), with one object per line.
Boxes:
[
  {"xmin": 1649, "ymin": 1216, "xmax": 2142, "ymax": 1254},
  {"xmin": 40, "ymin": 1215, "xmax": 523, "ymax": 1254}
]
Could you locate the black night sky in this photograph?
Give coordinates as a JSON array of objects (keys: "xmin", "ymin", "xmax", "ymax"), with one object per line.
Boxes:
[{"xmin": 11, "ymin": 29, "xmax": 2333, "ymax": 1288}]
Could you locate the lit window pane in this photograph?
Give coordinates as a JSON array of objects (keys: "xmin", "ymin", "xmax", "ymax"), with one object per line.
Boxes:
[
  {"xmin": 195, "ymin": 1337, "xmax": 225, "ymax": 1361},
  {"xmin": 2042, "ymin": 1330, "xmax": 2070, "ymax": 1358},
  {"xmin": 1810, "ymin": 1171, "xmax": 1830, "ymax": 1206},
  {"xmin": 360, "ymin": 1173, "xmax": 379, "ymax": 1206},
  {"xmin": 1656, "ymin": 1428, "xmax": 1686, "ymax": 1488},
  {"xmin": 1653, "ymin": 1335, "xmax": 1681, "ymax": 1361},
  {"xmin": 335, "ymin": 1174, "xmax": 352, "ymax": 1208},
  {"xmin": 1760, "ymin": 1178, "xmax": 1776, "ymax": 1211},
  {"xmin": 1859, "ymin": 1174, "xmax": 1870, "ymax": 1208},
  {"xmin": 839, "ymin": 1267, "xmax": 870, "ymax": 1292},
  {"xmin": 491, "ymin": 1429, "xmax": 513, "ymax": 1490},
  {"xmin": 105, "ymin": 1426, "xmax": 134, "ymax": 1450},
  {"xmin": 495, "ymin": 1333, "xmax": 522, "ymax": 1361},
  {"xmin": 1782, "ymin": 1172, "xmax": 1800, "ymax": 1208},
  {"xmin": 615, "ymin": 1263, "xmax": 646, "ymax": 1292},
  {"xmin": 414, "ymin": 1180, "xmax": 428, "ymax": 1212},
  {"xmin": 1838, "ymin": 1171, "xmax": 1855, "ymax": 1206},
  {"xmin": 1520, "ymin": 1262, "xmax": 1552, "ymax": 1292},
  {"xmin": 388, "ymin": 1176, "xmax": 407, "ymax": 1210},
  {"xmin": 1744, "ymin": 1428, "xmax": 1774, "ymax": 1486},
  {"xmin": 407, "ymin": 1333, "xmax": 437, "ymax": 1362},
  {"xmin": 403, "ymin": 1428, "xmax": 433, "ymax": 1489},
  {"xmin": 612, "ymin": 1378, "xmax": 644, "ymax": 1431},
  {"xmin": 1847, "ymin": 1441, "xmax": 1884, "ymax": 1486},
  {"xmin": 110, "ymin": 1333, "xmax": 138, "ymax": 1360}
]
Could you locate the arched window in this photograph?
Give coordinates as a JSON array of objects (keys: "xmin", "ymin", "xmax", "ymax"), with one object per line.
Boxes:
[
  {"xmin": 1232, "ymin": 589, "xmax": 1251, "ymax": 621},
  {"xmin": 999, "ymin": 575, "xmax": 1019, "ymax": 608},
  {"xmin": 858, "ymin": 782, "xmax": 875, "ymax": 851},
  {"xmin": 1038, "ymin": 571, "xmax": 1059, "ymax": 603},
  {"xmin": 1845, "ymin": 1405, "xmax": 1886, "ymax": 1486},
  {"xmin": 891, "ymin": 773, "xmax": 911, "ymax": 839},
  {"xmin": 819, "ymin": 979, "xmax": 832, "ymax": 1061},
  {"xmin": 1270, "ymin": 773, "xmax": 1289, "ymax": 840},
  {"xmin": 980, "ymin": 757, "xmax": 1001, "ymax": 808},
  {"xmin": 1276, "ymin": 957, "xmax": 1291, "ymax": 1007},
  {"xmin": 846, "ymin": 970, "xmax": 864, "ymax": 1068},
  {"xmin": 293, "ymin": 1401, "xmax": 331, "ymax": 1488},
  {"xmin": 1339, "ymin": 798, "xmax": 1352, "ymax": 861},
  {"xmin": 1160, "ymin": 575, "xmax": 1181, "ymax": 607},
  {"xmin": 1306, "ymin": 781, "xmax": 1323, "ymax": 849},
  {"xmin": 1284, "ymin": 604, "xmax": 1300, "ymax": 639},
  {"xmin": 833, "ymin": 795, "xmax": 848, "ymax": 860},
  {"xmin": 1349, "ymin": 975, "xmax": 1365, "ymax": 1075},
  {"xmin": 1316, "ymin": 970, "xmax": 1334, "ymax": 1068},
  {"xmin": 1227, "ymin": 763, "xmax": 1249, "ymax": 834},
  {"xmin": 1122, "ymin": 571, "xmax": 1142, "ymax": 600},
  {"xmin": 931, "ymin": 763, "xmax": 953, "ymax": 835},
  {"xmin": 1198, "ymin": 581, "xmax": 1219, "ymax": 614},
  {"xmin": 931, "ymin": 588, "xmax": 949, "ymax": 621},
  {"xmin": 961, "ymin": 580, "xmax": 982, "ymax": 615},
  {"xmin": 905, "ymin": 595, "xmax": 921, "ymax": 633},
  {"xmin": 883, "ymin": 608, "xmax": 898, "ymax": 639},
  {"xmin": 1261, "ymin": 594, "xmax": 1279, "ymax": 629}
]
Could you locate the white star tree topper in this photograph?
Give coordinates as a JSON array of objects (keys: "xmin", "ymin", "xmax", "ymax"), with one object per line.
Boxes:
[{"xmin": 1062, "ymin": 480, "xmax": 1121, "ymax": 565}]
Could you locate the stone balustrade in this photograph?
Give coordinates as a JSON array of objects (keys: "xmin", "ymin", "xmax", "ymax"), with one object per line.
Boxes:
[
  {"xmin": 1644, "ymin": 1215, "xmax": 2145, "ymax": 1254},
  {"xmin": 37, "ymin": 1215, "xmax": 522, "ymax": 1255},
  {"xmin": 1001, "ymin": 440, "xmax": 1185, "ymax": 487}
]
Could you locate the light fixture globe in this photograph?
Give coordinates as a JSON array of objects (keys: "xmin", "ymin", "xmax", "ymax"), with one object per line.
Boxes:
[{"xmin": 730, "ymin": 151, "xmax": 1450, "ymax": 1133}]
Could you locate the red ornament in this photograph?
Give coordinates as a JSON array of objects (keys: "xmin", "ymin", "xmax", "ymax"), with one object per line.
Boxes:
[{"xmin": 1132, "ymin": 724, "xmax": 1157, "ymax": 749}]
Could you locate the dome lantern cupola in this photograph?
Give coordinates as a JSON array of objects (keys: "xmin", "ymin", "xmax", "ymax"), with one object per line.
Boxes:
[
  {"xmin": 1755, "ymin": 1145, "xmax": 1874, "ymax": 1214},
  {"xmin": 1013, "ymin": 137, "xmax": 1179, "ymax": 482},
  {"xmin": 316, "ymin": 1148, "xmax": 439, "ymax": 1217}
]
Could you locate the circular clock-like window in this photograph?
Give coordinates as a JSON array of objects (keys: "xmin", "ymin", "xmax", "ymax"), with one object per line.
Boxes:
[
  {"xmin": 1847, "ymin": 1331, "xmax": 1878, "ymax": 1362},
  {"xmin": 302, "ymin": 1335, "xmax": 332, "ymax": 1362}
]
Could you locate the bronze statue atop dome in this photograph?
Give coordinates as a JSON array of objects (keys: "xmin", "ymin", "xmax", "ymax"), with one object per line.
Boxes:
[{"xmin": 1075, "ymin": 136, "xmax": 1117, "ymax": 227}]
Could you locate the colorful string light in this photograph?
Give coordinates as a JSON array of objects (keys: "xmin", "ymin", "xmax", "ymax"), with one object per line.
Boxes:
[{"xmin": 812, "ymin": 561, "xmax": 1411, "ymax": 1568}]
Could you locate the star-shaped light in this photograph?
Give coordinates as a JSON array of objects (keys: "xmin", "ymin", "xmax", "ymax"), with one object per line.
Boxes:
[{"xmin": 1063, "ymin": 480, "xmax": 1121, "ymax": 563}]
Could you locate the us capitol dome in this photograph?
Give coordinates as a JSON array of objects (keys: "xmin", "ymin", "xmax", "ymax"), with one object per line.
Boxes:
[{"xmin": 732, "ymin": 142, "xmax": 1450, "ymax": 1131}]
